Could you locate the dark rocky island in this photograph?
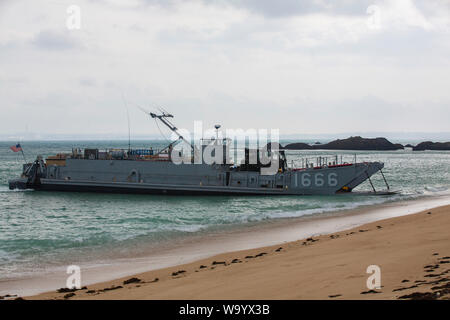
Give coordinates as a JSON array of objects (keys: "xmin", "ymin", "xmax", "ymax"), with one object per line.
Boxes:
[
  {"xmin": 268, "ymin": 138, "xmax": 450, "ymax": 152},
  {"xmin": 283, "ymin": 136, "xmax": 404, "ymax": 151},
  {"xmin": 412, "ymin": 141, "xmax": 450, "ymax": 151},
  {"xmin": 281, "ymin": 142, "xmax": 312, "ymax": 150}
]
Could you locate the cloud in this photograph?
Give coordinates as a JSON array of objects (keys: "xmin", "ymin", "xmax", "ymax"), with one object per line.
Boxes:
[
  {"xmin": 215, "ymin": 0, "xmax": 375, "ymax": 18},
  {"xmin": 79, "ymin": 77, "xmax": 97, "ymax": 87},
  {"xmin": 0, "ymin": 0, "xmax": 449, "ymax": 137},
  {"xmin": 32, "ymin": 30, "xmax": 80, "ymax": 50},
  {"xmin": 139, "ymin": 0, "xmax": 374, "ymax": 18}
]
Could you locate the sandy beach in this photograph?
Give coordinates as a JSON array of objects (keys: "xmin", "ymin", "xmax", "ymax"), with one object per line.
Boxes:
[{"xmin": 22, "ymin": 202, "xmax": 450, "ymax": 300}]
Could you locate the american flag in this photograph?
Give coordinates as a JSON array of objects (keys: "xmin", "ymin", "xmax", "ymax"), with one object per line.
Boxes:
[{"xmin": 10, "ymin": 143, "xmax": 23, "ymax": 153}]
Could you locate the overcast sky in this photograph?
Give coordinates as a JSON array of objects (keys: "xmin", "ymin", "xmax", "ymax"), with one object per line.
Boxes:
[{"xmin": 1, "ymin": 0, "xmax": 449, "ymax": 139}]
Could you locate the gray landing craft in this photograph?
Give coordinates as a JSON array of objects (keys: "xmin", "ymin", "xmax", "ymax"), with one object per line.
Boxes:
[{"xmin": 9, "ymin": 112, "xmax": 389, "ymax": 195}]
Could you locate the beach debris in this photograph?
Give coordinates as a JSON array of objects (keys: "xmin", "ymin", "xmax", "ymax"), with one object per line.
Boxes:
[
  {"xmin": 86, "ymin": 290, "xmax": 96, "ymax": 294},
  {"xmin": 255, "ymin": 252, "xmax": 267, "ymax": 257},
  {"xmin": 376, "ymin": 226, "xmax": 383, "ymax": 229},
  {"xmin": 399, "ymin": 291, "xmax": 438, "ymax": 300},
  {"xmin": 401, "ymin": 279, "xmax": 410, "ymax": 283},
  {"xmin": 302, "ymin": 238, "xmax": 319, "ymax": 245},
  {"xmin": 57, "ymin": 287, "xmax": 77, "ymax": 293},
  {"xmin": 431, "ymin": 282, "xmax": 450, "ymax": 291},
  {"xmin": 424, "ymin": 274, "xmax": 440, "ymax": 278},
  {"xmin": 57, "ymin": 286, "xmax": 87, "ymax": 293},
  {"xmin": 275, "ymin": 247, "xmax": 283, "ymax": 252},
  {"xmin": 102, "ymin": 285, "xmax": 123, "ymax": 291},
  {"xmin": 433, "ymin": 253, "xmax": 439, "ymax": 256},
  {"xmin": 428, "ymin": 277, "xmax": 450, "ymax": 286},
  {"xmin": 64, "ymin": 293, "xmax": 76, "ymax": 299},
  {"xmin": 359, "ymin": 229, "xmax": 368, "ymax": 233},
  {"xmin": 212, "ymin": 261, "xmax": 227, "ymax": 265},
  {"xmin": 0, "ymin": 295, "xmax": 21, "ymax": 301},
  {"xmin": 172, "ymin": 270, "xmax": 186, "ymax": 276},
  {"xmin": 245, "ymin": 255, "xmax": 254, "ymax": 259},
  {"xmin": 428, "ymin": 265, "xmax": 441, "ymax": 271},
  {"xmin": 123, "ymin": 277, "xmax": 142, "ymax": 285},
  {"xmin": 199, "ymin": 265, "xmax": 207, "ymax": 269},
  {"xmin": 393, "ymin": 285, "xmax": 418, "ymax": 292},
  {"xmin": 328, "ymin": 294, "xmax": 342, "ymax": 298},
  {"xmin": 149, "ymin": 278, "xmax": 159, "ymax": 283},
  {"xmin": 427, "ymin": 266, "xmax": 440, "ymax": 271},
  {"xmin": 360, "ymin": 290, "xmax": 381, "ymax": 294},
  {"xmin": 231, "ymin": 259, "xmax": 241, "ymax": 264}
]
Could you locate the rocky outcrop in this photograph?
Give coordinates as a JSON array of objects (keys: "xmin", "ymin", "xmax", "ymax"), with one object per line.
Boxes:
[
  {"xmin": 283, "ymin": 142, "xmax": 313, "ymax": 150},
  {"xmin": 318, "ymin": 136, "xmax": 404, "ymax": 151},
  {"xmin": 413, "ymin": 141, "xmax": 450, "ymax": 151},
  {"xmin": 284, "ymin": 136, "xmax": 404, "ymax": 151}
]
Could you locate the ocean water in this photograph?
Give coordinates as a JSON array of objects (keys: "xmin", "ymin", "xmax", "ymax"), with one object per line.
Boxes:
[{"xmin": 0, "ymin": 140, "xmax": 449, "ymax": 281}]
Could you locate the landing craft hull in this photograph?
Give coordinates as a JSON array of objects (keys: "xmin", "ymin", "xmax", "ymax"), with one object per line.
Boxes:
[{"xmin": 9, "ymin": 158, "xmax": 384, "ymax": 195}]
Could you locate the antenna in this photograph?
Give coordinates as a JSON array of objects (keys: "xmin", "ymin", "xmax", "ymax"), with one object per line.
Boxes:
[
  {"xmin": 126, "ymin": 108, "xmax": 131, "ymax": 152},
  {"xmin": 121, "ymin": 93, "xmax": 131, "ymax": 152},
  {"xmin": 138, "ymin": 107, "xmax": 194, "ymax": 150},
  {"xmin": 214, "ymin": 124, "xmax": 221, "ymax": 140}
]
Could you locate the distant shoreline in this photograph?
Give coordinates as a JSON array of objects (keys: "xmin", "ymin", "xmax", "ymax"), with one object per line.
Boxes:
[
  {"xmin": 2, "ymin": 137, "xmax": 450, "ymax": 152},
  {"xmin": 2, "ymin": 132, "xmax": 450, "ymax": 142}
]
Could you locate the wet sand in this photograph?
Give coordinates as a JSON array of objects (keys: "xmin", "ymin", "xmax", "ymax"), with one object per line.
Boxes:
[{"xmin": 22, "ymin": 201, "xmax": 450, "ymax": 300}]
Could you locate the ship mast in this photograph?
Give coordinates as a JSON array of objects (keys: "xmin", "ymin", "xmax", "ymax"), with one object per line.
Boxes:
[{"xmin": 148, "ymin": 110, "xmax": 195, "ymax": 152}]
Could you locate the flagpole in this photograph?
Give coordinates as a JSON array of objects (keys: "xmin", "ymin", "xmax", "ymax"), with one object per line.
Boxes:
[
  {"xmin": 20, "ymin": 149, "xmax": 27, "ymax": 163},
  {"xmin": 18, "ymin": 142, "xmax": 27, "ymax": 163}
]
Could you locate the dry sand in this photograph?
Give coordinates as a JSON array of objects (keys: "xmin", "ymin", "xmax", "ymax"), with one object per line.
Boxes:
[{"xmin": 24, "ymin": 204, "xmax": 450, "ymax": 300}]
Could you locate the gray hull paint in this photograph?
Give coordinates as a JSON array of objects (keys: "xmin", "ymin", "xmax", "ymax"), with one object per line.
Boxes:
[{"xmin": 10, "ymin": 158, "xmax": 384, "ymax": 195}]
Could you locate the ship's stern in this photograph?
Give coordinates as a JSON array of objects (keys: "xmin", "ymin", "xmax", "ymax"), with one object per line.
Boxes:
[
  {"xmin": 8, "ymin": 157, "xmax": 45, "ymax": 190},
  {"xmin": 8, "ymin": 177, "xmax": 29, "ymax": 190}
]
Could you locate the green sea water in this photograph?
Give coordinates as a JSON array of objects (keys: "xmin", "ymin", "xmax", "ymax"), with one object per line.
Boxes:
[{"xmin": 0, "ymin": 140, "xmax": 449, "ymax": 280}]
